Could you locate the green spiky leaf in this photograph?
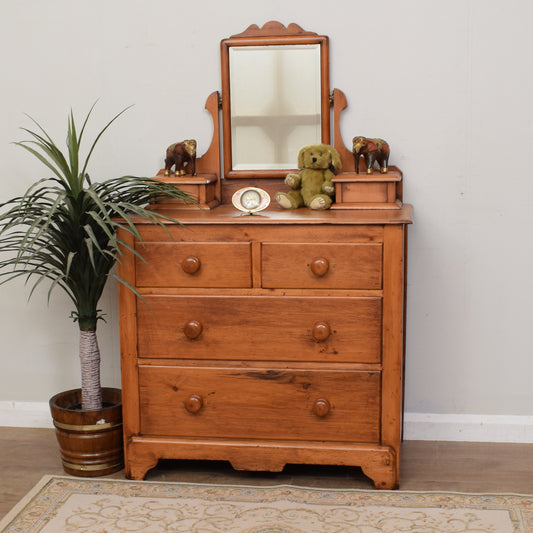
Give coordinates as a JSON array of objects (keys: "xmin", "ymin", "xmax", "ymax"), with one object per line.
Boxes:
[{"xmin": 0, "ymin": 105, "xmax": 197, "ymax": 408}]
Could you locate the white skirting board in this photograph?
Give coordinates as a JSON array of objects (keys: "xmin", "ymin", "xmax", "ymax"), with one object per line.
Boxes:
[
  {"xmin": 1, "ymin": 402, "xmax": 532, "ymax": 442},
  {"xmin": 0, "ymin": 401, "xmax": 54, "ymax": 429},
  {"xmin": 404, "ymin": 412, "xmax": 533, "ymax": 443}
]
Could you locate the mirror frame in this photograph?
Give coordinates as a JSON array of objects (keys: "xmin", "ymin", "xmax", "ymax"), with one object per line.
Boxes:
[{"xmin": 221, "ymin": 22, "xmax": 330, "ymax": 179}]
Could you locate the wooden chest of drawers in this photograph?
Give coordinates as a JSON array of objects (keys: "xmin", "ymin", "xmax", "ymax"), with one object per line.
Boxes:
[{"xmin": 117, "ymin": 205, "xmax": 412, "ymax": 489}]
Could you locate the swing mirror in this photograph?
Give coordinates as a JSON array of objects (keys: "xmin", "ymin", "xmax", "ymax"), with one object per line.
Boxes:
[{"xmin": 221, "ymin": 22, "xmax": 330, "ymax": 178}]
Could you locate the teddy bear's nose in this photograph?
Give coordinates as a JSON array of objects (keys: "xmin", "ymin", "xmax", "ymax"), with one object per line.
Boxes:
[{"xmin": 312, "ymin": 157, "xmax": 317, "ymax": 163}]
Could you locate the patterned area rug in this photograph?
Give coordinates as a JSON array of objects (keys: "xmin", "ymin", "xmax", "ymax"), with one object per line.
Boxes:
[{"xmin": 1, "ymin": 475, "xmax": 532, "ymax": 532}]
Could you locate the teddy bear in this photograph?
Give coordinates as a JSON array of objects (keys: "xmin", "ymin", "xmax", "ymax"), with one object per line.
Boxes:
[{"xmin": 275, "ymin": 144, "xmax": 341, "ymax": 210}]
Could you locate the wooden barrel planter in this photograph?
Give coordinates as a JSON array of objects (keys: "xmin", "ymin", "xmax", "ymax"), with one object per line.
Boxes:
[{"xmin": 49, "ymin": 387, "xmax": 123, "ymax": 477}]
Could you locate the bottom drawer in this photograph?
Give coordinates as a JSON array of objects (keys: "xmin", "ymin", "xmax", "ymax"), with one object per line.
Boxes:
[{"xmin": 139, "ymin": 365, "xmax": 381, "ymax": 443}]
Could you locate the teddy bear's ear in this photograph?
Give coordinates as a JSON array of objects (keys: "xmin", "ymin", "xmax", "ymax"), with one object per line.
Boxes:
[
  {"xmin": 329, "ymin": 146, "xmax": 342, "ymax": 170},
  {"xmin": 297, "ymin": 146, "xmax": 308, "ymax": 169}
]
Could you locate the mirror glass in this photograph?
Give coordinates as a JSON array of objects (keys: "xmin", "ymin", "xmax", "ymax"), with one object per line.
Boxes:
[{"xmin": 229, "ymin": 44, "xmax": 322, "ymax": 171}]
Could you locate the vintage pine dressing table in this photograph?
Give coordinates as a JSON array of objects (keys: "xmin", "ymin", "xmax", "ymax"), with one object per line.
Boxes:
[{"xmin": 117, "ymin": 21, "xmax": 412, "ymax": 489}]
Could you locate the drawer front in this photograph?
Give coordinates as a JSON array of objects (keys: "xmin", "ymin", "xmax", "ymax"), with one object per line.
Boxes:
[
  {"xmin": 262, "ymin": 243, "xmax": 382, "ymax": 289},
  {"xmin": 139, "ymin": 365, "xmax": 381, "ymax": 443},
  {"xmin": 135, "ymin": 242, "xmax": 252, "ymax": 288},
  {"xmin": 137, "ymin": 295, "xmax": 382, "ymax": 363}
]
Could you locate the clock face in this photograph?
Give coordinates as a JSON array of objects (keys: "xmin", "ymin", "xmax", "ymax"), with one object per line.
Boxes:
[
  {"xmin": 241, "ymin": 189, "xmax": 261, "ymax": 210},
  {"xmin": 231, "ymin": 187, "xmax": 270, "ymax": 214}
]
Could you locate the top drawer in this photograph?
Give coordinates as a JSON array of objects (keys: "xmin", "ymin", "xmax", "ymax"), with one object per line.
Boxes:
[
  {"xmin": 135, "ymin": 242, "xmax": 252, "ymax": 288},
  {"xmin": 262, "ymin": 243, "xmax": 382, "ymax": 290}
]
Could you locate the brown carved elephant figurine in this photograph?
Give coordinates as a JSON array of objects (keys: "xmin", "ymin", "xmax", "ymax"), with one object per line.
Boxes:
[
  {"xmin": 164, "ymin": 140, "xmax": 197, "ymax": 176},
  {"xmin": 352, "ymin": 136, "xmax": 390, "ymax": 174}
]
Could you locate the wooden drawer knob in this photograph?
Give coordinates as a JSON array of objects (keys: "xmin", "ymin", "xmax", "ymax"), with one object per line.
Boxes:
[
  {"xmin": 313, "ymin": 398, "xmax": 330, "ymax": 417},
  {"xmin": 184, "ymin": 394, "xmax": 203, "ymax": 413},
  {"xmin": 310, "ymin": 257, "xmax": 329, "ymax": 277},
  {"xmin": 182, "ymin": 256, "xmax": 201, "ymax": 274},
  {"xmin": 312, "ymin": 321, "xmax": 331, "ymax": 341},
  {"xmin": 183, "ymin": 320, "xmax": 203, "ymax": 339}
]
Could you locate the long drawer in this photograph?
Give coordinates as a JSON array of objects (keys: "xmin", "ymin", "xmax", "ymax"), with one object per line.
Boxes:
[
  {"xmin": 262, "ymin": 243, "xmax": 383, "ymax": 289},
  {"xmin": 139, "ymin": 365, "xmax": 381, "ymax": 443},
  {"xmin": 135, "ymin": 242, "xmax": 252, "ymax": 288},
  {"xmin": 137, "ymin": 295, "xmax": 382, "ymax": 363}
]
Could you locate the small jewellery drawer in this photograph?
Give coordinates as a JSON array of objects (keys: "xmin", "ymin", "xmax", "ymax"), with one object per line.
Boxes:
[
  {"xmin": 139, "ymin": 365, "xmax": 381, "ymax": 443},
  {"xmin": 135, "ymin": 242, "xmax": 252, "ymax": 288},
  {"xmin": 137, "ymin": 295, "xmax": 382, "ymax": 363},
  {"xmin": 261, "ymin": 243, "xmax": 382, "ymax": 289}
]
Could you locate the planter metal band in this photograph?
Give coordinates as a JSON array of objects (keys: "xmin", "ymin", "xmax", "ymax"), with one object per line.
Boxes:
[
  {"xmin": 62, "ymin": 460, "xmax": 124, "ymax": 472},
  {"xmin": 53, "ymin": 420, "xmax": 121, "ymax": 432}
]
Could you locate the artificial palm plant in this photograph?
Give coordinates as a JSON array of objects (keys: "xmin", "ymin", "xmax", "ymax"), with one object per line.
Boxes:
[{"xmin": 0, "ymin": 104, "xmax": 192, "ymax": 411}]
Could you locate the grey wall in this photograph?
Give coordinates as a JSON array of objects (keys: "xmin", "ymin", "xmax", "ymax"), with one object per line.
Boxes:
[{"xmin": 1, "ymin": 0, "xmax": 532, "ymax": 422}]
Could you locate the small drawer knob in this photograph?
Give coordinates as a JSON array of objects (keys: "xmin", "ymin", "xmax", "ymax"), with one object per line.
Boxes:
[
  {"xmin": 182, "ymin": 256, "xmax": 201, "ymax": 274},
  {"xmin": 313, "ymin": 398, "xmax": 330, "ymax": 417},
  {"xmin": 312, "ymin": 321, "xmax": 331, "ymax": 341},
  {"xmin": 185, "ymin": 394, "xmax": 203, "ymax": 413},
  {"xmin": 183, "ymin": 320, "xmax": 203, "ymax": 339},
  {"xmin": 310, "ymin": 257, "xmax": 329, "ymax": 277}
]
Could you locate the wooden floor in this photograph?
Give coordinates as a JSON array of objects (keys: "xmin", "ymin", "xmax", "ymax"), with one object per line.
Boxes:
[{"xmin": 1, "ymin": 427, "xmax": 532, "ymax": 519}]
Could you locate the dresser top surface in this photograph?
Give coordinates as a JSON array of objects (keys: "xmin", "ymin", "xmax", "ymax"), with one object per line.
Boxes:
[{"xmin": 140, "ymin": 204, "xmax": 413, "ymax": 226}]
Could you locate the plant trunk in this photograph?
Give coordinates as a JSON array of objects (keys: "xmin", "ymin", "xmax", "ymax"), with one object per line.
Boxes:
[{"xmin": 79, "ymin": 328, "xmax": 102, "ymax": 410}]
